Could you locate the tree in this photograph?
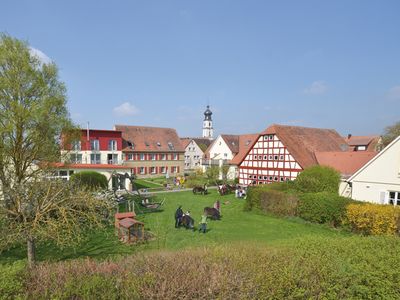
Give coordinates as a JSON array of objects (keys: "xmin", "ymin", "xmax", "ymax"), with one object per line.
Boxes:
[
  {"xmin": 382, "ymin": 121, "xmax": 400, "ymax": 147},
  {"xmin": 294, "ymin": 165, "xmax": 341, "ymax": 194},
  {"xmin": 0, "ymin": 34, "xmax": 109, "ymax": 266},
  {"xmin": 205, "ymin": 166, "xmax": 220, "ymax": 185}
]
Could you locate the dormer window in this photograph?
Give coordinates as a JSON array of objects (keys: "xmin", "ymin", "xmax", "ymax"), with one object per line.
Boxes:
[
  {"xmin": 157, "ymin": 142, "xmax": 161, "ymax": 147},
  {"xmin": 145, "ymin": 142, "xmax": 150, "ymax": 147},
  {"xmin": 127, "ymin": 141, "xmax": 134, "ymax": 150},
  {"xmin": 168, "ymin": 142, "xmax": 174, "ymax": 150}
]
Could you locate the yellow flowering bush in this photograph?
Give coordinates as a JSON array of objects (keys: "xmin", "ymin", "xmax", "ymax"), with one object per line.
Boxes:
[{"xmin": 345, "ymin": 203, "xmax": 400, "ymax": 235}]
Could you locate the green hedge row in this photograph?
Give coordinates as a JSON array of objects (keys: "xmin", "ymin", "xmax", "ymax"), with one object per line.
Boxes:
[{"xmin": 70, "ymin": 171, "xmax": 108, "ymax": 190}]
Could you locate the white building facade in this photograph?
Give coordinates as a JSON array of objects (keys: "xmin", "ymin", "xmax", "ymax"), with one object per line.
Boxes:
[{"xmin": 347, "ymin": 136, "xmax": 400, "ymax": 205}]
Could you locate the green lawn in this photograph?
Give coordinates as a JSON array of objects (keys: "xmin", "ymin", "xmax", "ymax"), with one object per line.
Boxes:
[
  {"xmin": 133, "ymin": 179, "xmax": 163, "ymax": 189},
  {"xmin": 1, "ymin": 190, "xmax": 352, "ymax": 264}
]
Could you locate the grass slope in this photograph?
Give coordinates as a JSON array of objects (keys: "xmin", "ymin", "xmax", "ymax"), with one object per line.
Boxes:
[{"xmin": 1, "ymin": 190, "xmax": 349, "ymax": 264}]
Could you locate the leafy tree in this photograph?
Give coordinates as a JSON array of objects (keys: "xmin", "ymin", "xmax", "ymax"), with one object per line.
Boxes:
[
  {"xmin": 0, "ymin": 34, "xmax": 108, "ymax": 266},
  {"xmin": 295, "ymin": 165, "xmax": 341, "ymax": 194},
  {"xmin": 205, "ymin": 166, "xmax": 220, "ymax": 185},
  {"xmin": 382, "ymin": 121, "xmax": 400, "ymax": 147}
]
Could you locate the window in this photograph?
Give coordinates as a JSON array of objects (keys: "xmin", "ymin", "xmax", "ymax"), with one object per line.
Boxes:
[
  {"xmin": 127, "ymin": 141, "xmax": 134, "ymax": 149},
  {"xmin": 150, "ymin": 167, "xmax": 156, "ymax": 174},
  {"xmin": 224, "ymin": 153, "xmax": 228, "ymax": 158},
  {"xmin": 269, "ymin": 176, "xmax": 273, "ymax": 181},
  {"xmin": 280, "ymin": 177, "xmax": 284, "ymax": 182},
  {"xmin": 161, "ymin": 154, "xmax": 166, "ymax": 160},
  {"xmin": 173, "ymin": 154, "xmax": 178, "ymax": 160},
  {"xmin": 254, "ymin": 155, "xmax": 257, "ymax": 160},
  {"xmin": 108, "ymin": 140, "xmax": 117, "ymax": 151},
  {"xmin": 168, "ymin": 142, "xmax": 175, "ymax": 150},
  {"xmin": 90, "ymin": 154, "xmax": 101, "ymax": 164},
  {"xmin": 264, "ymin": 135, "xmax": 269, "ymax": 140},
  {"xmin": 160, "ymin": 167, "xmax": 166, "ymax": 173},
  {"xmin": 258, "ymin": 176, "xmax": 262, "ymax": 180},
  {"xmin": 140, "ymin": 154, "xmax": 145, "ymax": 161},
  {"xmin": 269, "ymin": 135, "xmax": 274, "ymax": 140},
  {"xmin": 139, "ymin": 167, "xmax": 145, "ymax": 174},
  {"xmin": 258, "ymin": 155, "xmax": 262, "ymax": 160},
  {"xmin": 356, "ymin": 145, "xmax": 367, "ymax": 151},
  {"xmin": 279, "ymin": 155, "xmax": 284, "ymax": 160},
  {"xmin": 71, "ymin": 141, "xmax": 81, "ymax": 151},
  {"xmin": 388, "ymin": 191, "xmax": 400, "ymax": 206},
  {"xmin": 108, "ymin": 154, "xmax": 118, "ymax": 164},
  {"xmin": 127, "ymin": 154, "xmax": 134, "ymax": 161},
  {"xmin": 274, "ymin": 155, "xmax": 278, "ymax": 160},
  {"xmin": 263, "ymin": 176, "xmax": 267, "ymax": 180},
  {"xmin": 90, "ymin": 139, "xmax": 100, "ymax": 151},
  {"xmin": 264, "ymin": 155, "xmax": 267, "ymax": 160},
  {"xmin": 70, "ymin": 154, "xmax": 82, "ymax": 164},
  {"xmin": 171, "ymin": 166, "xmax": 177, "ymax": 173},
  {"xmin": 274, "ymin": 177, "xmax": 278, "ymax": 181},
  {"xmin": 150, "ymin": 154, "xmax": 156, "ymax": 160},
  {"xmin": 268, "ymin": 155, "xmax": 273, "ymax": 160}
]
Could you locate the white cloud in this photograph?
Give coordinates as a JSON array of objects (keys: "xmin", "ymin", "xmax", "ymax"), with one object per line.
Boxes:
[
  {"xmin": 29, "ymin": 47, "xmax": 52, "ymax": 65},
  {"xmin": 387, "ymin": 85, "xmax": 400, "ymax": 101},
  {"xmin": 303, "ymin": 80, "xmax": 328, "ymax": 95},
  {"xmin": 113, "ymin": 102, "xmax": 140, "ymax": 117}
]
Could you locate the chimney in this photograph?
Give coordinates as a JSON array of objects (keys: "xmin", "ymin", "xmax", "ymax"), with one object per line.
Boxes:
[{"xmin": 347, "ymin": 134, "xmax": 352, "ymax": 139}]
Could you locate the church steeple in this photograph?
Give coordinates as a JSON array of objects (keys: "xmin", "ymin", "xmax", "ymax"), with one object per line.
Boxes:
[{"xmin": 202, "ymin": 105, "xmax": 213, "ymax": 139}]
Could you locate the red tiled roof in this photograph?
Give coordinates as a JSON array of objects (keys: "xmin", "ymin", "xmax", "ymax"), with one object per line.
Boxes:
[
  {"xmin": 180, "ymin": 138, "xmax": 192, "ymax": 149},
  {"xmin": 315, "ymin": 151, "xmax": 377, "ymax": 177},
  {"xmin": 262, "ymin": 124, "xmax": 349, "ymax": 168},
  {"xmin": 119, "ymin": 218, "xmax": 144, "ymax": 229},
  {"xmin": 221, "ymin": 134, "xmax": 240, "ymax": 154},
  {"xmin": 230, "ymin": 134, "xmax": 259, "ymax": 165},
  {"xmin": 54, "ymin": 163, "xmax": 131, "ymax": 170},
  {"xmin": 115, "ymin": 125, "xmax": 185, "ymax": 152},
  {"xmin": 115, "ymin": 212, "xmax": 136, "ymax": 220},
  {"xmin": 344, "ymin": 135, "xmax": 381, "ymax": 151}
]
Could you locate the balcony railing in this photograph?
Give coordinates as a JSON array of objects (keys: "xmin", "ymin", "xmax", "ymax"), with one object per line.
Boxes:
[{"xmin": 201, "ymin": 159, "xmax": 230, "ymax": 166}]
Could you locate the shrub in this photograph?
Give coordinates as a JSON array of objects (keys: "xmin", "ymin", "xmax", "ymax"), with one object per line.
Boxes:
[
  {"xmin": 295, "ymin": 165, "xmax": 341, "ymax": 194},
  {"xmin": 24, "ymin": 238, "xmax": 400, "ymax": 299},
  {"xmin": 244, "ymin": 183, "xmax": 298, "ymax": 216},
  {"xmin": 258, "ymin": 190, "xmax": 298, "ymax": 217},
  {"xmin": 0, "ymin": 261, "xmax": 26, "ymax": 299},
  {"xmin": 298, "ymin": 192, "xmax": 351, "ymax": 226},
  {"xmin": 345, "ymin": 203, "xmax": 400, "ymax": 235},
  {"xmin": 70, "ymin": 171, "xmax": 108, "ymax": 190}
]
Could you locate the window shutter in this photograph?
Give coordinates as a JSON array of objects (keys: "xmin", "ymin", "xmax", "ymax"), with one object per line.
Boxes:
[{"xmin": 380, "ymin": 191, "xmax": 388, "ymax": 204}]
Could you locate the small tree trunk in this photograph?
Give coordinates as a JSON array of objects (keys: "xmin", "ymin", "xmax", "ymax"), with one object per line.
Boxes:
[{"xmin": 27, "ymin": 236, "xmax": 36, "ymax": 267}]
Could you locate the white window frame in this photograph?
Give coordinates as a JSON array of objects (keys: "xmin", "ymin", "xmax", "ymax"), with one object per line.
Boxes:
[
  {"xmin": 108, "ymin": 140, "xmax": 117, "ymax": 151},
  {"xmin": 139, "ymin": 167, "xmax": 145, "ymax": 174},
  {"xmin": 140, "ymin": 154, "xmax": 145, "ymax": 161},
  {"xmin": 173, "ymin": 154, "xmax": 178, "ymax": 160},
  {"xmin": 388, "ymin": 191, "xmax": 400, "ymax": 206},
  {"xmin": 90, "ymin": 139, "xmax": 100, "ymax": 151},
  {"xmin": 71, "ymin": 140, "xmax": 81, "ymax": 151}
]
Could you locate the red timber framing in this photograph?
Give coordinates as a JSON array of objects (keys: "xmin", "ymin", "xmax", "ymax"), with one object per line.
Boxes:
[{"xmin": 238, "ymin": 134, "xmax": 302, "ymax": 186}]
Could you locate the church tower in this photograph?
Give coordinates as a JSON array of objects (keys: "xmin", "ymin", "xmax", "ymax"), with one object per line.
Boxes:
[{"xmin": 202, "ymin": 105, "xmax": 213, "ymax": 139}]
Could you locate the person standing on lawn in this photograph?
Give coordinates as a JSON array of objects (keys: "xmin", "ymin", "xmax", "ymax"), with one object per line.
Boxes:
[{"xmin": 199, "ymin": 214, "xmax": 208, "ymax": 233}]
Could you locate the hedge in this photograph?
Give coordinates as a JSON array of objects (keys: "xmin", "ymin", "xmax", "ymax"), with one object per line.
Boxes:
[
  {"xmin": 345, "ymin": 203, "xmax": 400, "ymax": 236},
  {"xmin": 295, "ymin": 165, "xmax": 341, "ymax": 194},
  {"xmin": 244, "ymin": 183, "xmax": 298, "ymax": 216},
  {"xmin": 70, "ymin": 171, "xmax": 108, "ymax": 190},
  {"xmin": 298, "ymin": 192, "xmax": 351, "ymax": 226}
]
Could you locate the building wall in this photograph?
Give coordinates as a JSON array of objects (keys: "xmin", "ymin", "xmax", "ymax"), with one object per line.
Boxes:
[
  {"xmin": 184, "ymin": 140, "xmax": 204, "ymax": 170},
  {"xmin": 208, "ymin": 136, "xmax": 235, "ymax": 160},
  {"xmin": 123, "ymin": 152, "xmax": 184, "ymax": 178},
  {"xmin": 349, "ymin": 137, "xmax": 400, "ymax": 204},
  {"xmin": 239, "ymin": 134, "xmax": 302, "ymax": 185}
]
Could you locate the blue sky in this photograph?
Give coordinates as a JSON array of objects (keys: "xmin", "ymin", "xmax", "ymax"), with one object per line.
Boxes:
[{"xmin": 2, "ymin": 1, "xmax": 400, "ymax": 137}]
